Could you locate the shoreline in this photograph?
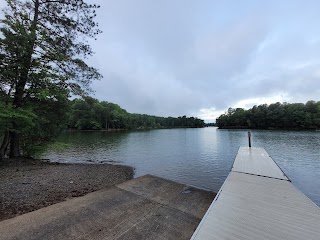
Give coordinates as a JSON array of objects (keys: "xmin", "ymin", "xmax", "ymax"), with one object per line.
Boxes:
[
  {"xmin": 66, "ymin": 126, "xmax": 206, "ymax": 132},
  {"xmin": 0, "ymin": 159, "xmax": 134, "ymax": 221}
]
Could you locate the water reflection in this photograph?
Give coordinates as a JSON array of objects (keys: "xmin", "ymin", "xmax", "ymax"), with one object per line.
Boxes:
[
  {"xmin": 46, "ymin": 131, "xmax": 130, "ymax": 163},
  {"xmin": 44, "ymin": 127, "xmax": 320, "ymax": 206}
]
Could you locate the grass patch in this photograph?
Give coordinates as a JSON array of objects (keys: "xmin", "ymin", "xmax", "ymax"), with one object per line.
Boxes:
[{"xmin": 47, "ymin": 142, "xmax": 70, "ymax": 151}]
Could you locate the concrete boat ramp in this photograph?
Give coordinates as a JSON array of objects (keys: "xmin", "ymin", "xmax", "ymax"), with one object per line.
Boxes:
[{"xmin": 0, "ymin": 175, "xmax": 215, "ymax": 240}]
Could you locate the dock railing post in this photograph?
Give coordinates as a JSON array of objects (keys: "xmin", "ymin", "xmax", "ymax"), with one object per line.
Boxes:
[{"xmin": 248, "ymin": 131, "xmax": 251, "ymax": 147}]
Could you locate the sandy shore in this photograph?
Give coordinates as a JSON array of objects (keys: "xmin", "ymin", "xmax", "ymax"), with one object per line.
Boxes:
[{"xmin": 0, "ymin": 159, "xmax": 134, "ymax": 221}]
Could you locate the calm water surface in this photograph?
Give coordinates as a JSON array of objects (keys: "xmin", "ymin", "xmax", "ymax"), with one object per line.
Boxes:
[{"xmin": 44, "ymin": 127, "xmax": 320, "ymax": 206}]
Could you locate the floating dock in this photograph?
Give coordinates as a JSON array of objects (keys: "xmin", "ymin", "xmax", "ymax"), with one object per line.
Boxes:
[{"xmin": 192, "ymin": 147, "xmax": 320, "ymax": 240}]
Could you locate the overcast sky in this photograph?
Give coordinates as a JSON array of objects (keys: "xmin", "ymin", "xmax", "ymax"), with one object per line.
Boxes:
[{"xmin": 2, "ymin": 0, "xmax": 320, "ymax": 122}]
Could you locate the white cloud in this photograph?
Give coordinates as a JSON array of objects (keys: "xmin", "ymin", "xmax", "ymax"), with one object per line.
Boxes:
[
  {"xmin": 197, "ymin": 108, "xmax": 225, "ymax": 123},
  {"xmin": 233, "ymin": 94, "xmax": 290, "ymax": 109},
  {"xmin": 87, "ymin": 0, "xmax": 320, "ymax": 119}
]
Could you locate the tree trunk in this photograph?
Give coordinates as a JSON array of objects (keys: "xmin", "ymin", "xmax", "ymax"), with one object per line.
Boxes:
[
  {"xmin": 9, "ymin": 0, "xmax": 40, "ymax": 158},
  {"xmin": 9, "ymin": 131, "xmax": 20, "ymax": 158},
  {"xmin": 0, "ymin": 131, "xmax": 10, "ymax": 161}
]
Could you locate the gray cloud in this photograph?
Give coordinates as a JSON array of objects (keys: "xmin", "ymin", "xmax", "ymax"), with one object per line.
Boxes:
[{"xmin": 86, "ymin": 0, "xmax": 320, "ymax": 121}]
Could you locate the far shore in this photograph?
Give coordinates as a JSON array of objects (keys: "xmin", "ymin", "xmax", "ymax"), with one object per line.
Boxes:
[
  {"xmin": 0, "ymin": 158, "xmax": 134, "ymax": 221},
  {"xmin": 218, "ymin": 126, "xmax": 319, "ymax": 131}
]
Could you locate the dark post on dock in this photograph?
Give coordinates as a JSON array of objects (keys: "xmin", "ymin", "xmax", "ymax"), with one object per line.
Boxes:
[{"xmin": 248, "ymin": 131, "xmax": 251, "ymax": 147}]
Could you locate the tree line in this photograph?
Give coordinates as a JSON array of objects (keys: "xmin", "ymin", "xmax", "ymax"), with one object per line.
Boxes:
[
  {"xmin": 216, "ymin": 101, "xmax": 320, "ymax": 130},
  {"xmin": 68, "ymin": 97, "xmax": 205, "ymax": 130},
  {"xmin": 0, "ymin": 94, "xmax": 205, "ymax": 158}
]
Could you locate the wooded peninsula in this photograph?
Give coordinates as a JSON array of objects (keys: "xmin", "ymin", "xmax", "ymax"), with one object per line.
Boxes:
[
  {"xmin": 68, "ymin": 97, "xmax": 205, "ymax": 130},
  {"xmin": 0, "ymin": 95, "xmax": 205, "ymax": 158},
  {"xmin": 216, "ymin": 101, "xmax": 320, "ymax": 130}
]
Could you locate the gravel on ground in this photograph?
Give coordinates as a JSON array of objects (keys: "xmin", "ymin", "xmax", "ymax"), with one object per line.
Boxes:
[{"xmin": 0, "ymin": 159, "xmax": 134, "ymax": 221}]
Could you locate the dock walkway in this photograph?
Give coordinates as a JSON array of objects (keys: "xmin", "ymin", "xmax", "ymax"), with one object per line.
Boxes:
[{"xmin": 192, "ymin": 147, "xmax": 320, "ymax": 240}]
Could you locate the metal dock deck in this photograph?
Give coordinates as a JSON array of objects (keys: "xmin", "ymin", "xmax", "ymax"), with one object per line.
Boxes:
[{"xmin": 191, "ymin": 147, "xmax": 320, "ymax": 240}]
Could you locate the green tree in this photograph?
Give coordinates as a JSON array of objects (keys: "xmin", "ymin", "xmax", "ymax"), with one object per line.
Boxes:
[
  {"xmin": 216, "ymin": 101, "xmax": 320, "ymax": 130},
  {"xmin": 0, "ymin": 0, "xmax": 101, "ymax": 159},
  {"xmin": 68, "ymin": 97, "xmax": 102, "ymax": 130},
  {"xmin": 66, "ymin": 97, "xmax": 205, "ymax": 130}
]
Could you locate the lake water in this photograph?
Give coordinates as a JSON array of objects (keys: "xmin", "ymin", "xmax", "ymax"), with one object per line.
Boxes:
[{"xmin": 43, "ymin": 127, "xmax": 320, "ymax": 206}]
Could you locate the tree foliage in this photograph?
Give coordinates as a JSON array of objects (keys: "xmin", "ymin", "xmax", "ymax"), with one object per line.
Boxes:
[
  {"xmin": 68, "ymin": 97, "xmax": 206, "ymax": 130},
  {"xmin": 0, "ymin": 0, "xmax": 101, "ymax": 159},
  {"xmin": 216, "ymin": 101, "xmax": 320, "ymax": 130}
]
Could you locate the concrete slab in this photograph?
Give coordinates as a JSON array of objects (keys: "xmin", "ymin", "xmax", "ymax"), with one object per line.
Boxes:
[
  {"xmin": 118, "ymin": 175, "xmax": 212, "ymax": 219},
  {"xmin": 0, "ymin": 175, "xmax": 215, "ymax": 240}
]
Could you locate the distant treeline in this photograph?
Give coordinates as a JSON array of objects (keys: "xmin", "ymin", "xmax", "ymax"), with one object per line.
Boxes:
[
  {"xmin": 216, "ymin": 101, "xmax": 320, "ymax": 130},
  {"xmin": 68, "ymin": 97, "xmax": 205, "ymax": 130}
]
